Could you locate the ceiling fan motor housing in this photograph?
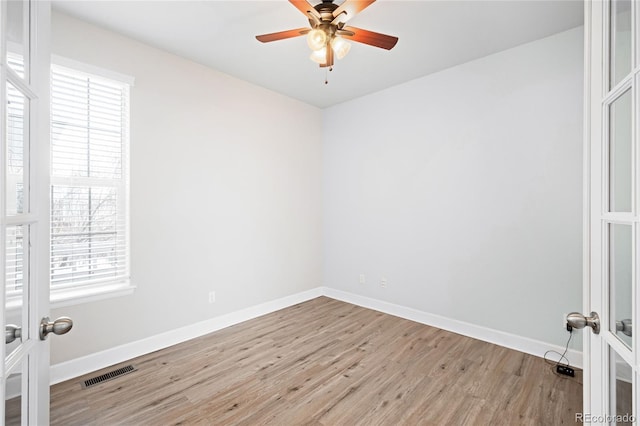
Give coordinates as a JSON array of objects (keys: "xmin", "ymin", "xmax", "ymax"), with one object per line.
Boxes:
[{"xmin": 308, "ymin": 1, "xmax": 341, "ymax": 35}]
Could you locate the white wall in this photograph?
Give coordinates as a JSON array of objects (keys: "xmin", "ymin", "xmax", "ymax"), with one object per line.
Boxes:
[
  {"xmin": 50, "ymin": 10, "xmax": 583, "ymax": 367},
  {"xmin": 50, "ymin": 12, "xmax": 323, "ymax": 364},
  {"xmin": 322, "ymin": 27, "xmax": 584, "ymax": 348}
]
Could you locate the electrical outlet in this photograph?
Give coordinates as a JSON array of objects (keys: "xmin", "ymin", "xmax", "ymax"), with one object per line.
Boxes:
[
  {"xmin": 381, "ymin": 277, "xmax": 387, "ymax": 288},
  {"xmin": 208, "ymin": 291, "xmax": 216, "ymax": 304},
  {"xmin": 359, "ymin": 274, "xmax": 365, "ymax": 284}
]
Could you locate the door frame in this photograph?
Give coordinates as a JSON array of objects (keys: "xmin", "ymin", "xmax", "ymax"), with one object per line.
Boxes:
[
  {"xmin": 583, "ymin": 0, "xmax": 595, "ymax": 417},
  {"xmin": 585, "ymin": 0, "xmax": 639, "ymax": 419},
  {"xmin": 30, "ymin": 0, "xmax": 52, "ymax": 422},
  {"xmin": 0, "ymin": 0, "xmax": 51, "ymax": 423}
]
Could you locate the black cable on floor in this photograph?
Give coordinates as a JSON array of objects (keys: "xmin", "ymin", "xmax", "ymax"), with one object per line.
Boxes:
[
  {"xmin": 544, "ymin": 328, "xmax": 573, "ymax": 367},
  {"xmin": 543, "ymin": 328, "xmax": 582, "ymax": 384}
]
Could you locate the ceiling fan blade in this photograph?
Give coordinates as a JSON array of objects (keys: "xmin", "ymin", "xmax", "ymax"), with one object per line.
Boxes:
[
  {"xmin": 332, "ymin": 0, "xmax": 376, "ymax": 23},
  {"xmin": 341, "ymin": 26, "xmax": 398, "ymax": 50},
  {"xmin": 256, "ymin": 28, "xmax": 310, "ymax": 43},
  {"xmin": 289, "ymin": 0, "xmax": 321, "ymax": 19}
]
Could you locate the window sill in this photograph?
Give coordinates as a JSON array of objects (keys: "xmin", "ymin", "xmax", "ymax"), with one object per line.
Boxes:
[
  {"xmin": 50, "ymin": 282, "xmax": 136, "ymax": 309},
  {"xmin": 6, "ymin": 282, "xmax": 136, "ymax": 312}
]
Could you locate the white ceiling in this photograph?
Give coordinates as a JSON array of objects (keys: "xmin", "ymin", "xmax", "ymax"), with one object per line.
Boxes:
[{"xmin": 52, "ymin": 0, "xmax": 584, "ymax": 108}]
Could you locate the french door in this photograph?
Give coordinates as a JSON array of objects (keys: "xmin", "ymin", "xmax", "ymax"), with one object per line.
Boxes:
[
  {"xmin": 586, "ymin": 0, "xmax": 640, "ymax": 422},
  {"xmin": 1, "ymin": 0, "xmax": 51, "ymax": 424}
]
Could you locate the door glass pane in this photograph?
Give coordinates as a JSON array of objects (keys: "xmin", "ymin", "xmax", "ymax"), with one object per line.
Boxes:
[
  {"xmin": 610, "ymin": 0, "xmax": 632, "ymax": 88},
  {"xmin": 6, "ymin": 0, "xmax": 27, "ymax": 79},
  {"xmin": 6, "ymin": 82, "xmax": 26, "ymax": 216},
  {"xmin": 609, "ymin": 89, "xmax": 632, "ymax": 212},
  {"xmin": 610, "ymin": 349, "xmax": 633, "ymax": 424},
  {"xmin": 609, "ymin": 223, "xmax": 633, "ymax": 348},
  {"xmin": 5, "ymin": 226, "xmax": 24, "ymax": 359},
  {"xmin": 4, "ymin": 359, "xmax": 26, "ymax": 426}
]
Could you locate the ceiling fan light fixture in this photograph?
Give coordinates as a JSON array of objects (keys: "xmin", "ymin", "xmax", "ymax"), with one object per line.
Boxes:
[
  {"xmin": 331, "ymin": 37, "xmax": 351, "ymax": 60},
  {"xmin": 255, "ymin": 0, "xmax": 399, "ymax": 74},
  {"xmin": 309, "ymin": 47, "xmax": 327, "ymax": 64},
  {"xmin": 307, "ymin": 28, "xmax": 327, "ymax": 51}
]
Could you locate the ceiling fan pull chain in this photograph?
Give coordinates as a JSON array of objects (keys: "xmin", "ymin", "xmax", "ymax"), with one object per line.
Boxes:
[{"xmin": 323, "ymin": 65, "xmax": 334, "ymax": 85}]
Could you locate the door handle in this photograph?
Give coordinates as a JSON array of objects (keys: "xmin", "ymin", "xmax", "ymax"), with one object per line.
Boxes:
[
  {"xmin": 39, "ymin": 316, "xmax": 73, "ymax": 340},
  {"xmin": 616, "ymin": 319, "xmax": 632, "ymax": 337},
  {"xmin": 566, "ymin": 311, "xmax": 600, "ymax": 334},
  {"xmin": 5, "ymin": 324, "xmax": 21, "ymax": 344}
]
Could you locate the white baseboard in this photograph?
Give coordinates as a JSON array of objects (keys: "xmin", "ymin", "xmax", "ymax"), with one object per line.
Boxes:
[
  {"xmin": 322, "ymin": 287, "xmax": 583, "ymax": 369},
  {"xmin": 51, "ymin": 286, "xmax": 583, "ymax": 385},
  {"xmin": 50, "ymin": 287, "xmax": 324, "ymax": 385}
]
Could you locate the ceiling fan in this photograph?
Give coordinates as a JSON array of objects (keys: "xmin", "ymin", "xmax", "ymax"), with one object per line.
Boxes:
[{"xmin": 255, "ymin": 0, "xmax": 398, "ymax": 69}]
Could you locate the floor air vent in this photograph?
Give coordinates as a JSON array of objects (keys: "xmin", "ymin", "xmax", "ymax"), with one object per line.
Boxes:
[{"xmin": 82, "ymin": 365, "xmax": 137, "ymax": 389}]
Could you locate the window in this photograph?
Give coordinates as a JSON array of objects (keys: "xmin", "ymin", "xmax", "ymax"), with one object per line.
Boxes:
[
  {"xmin": 50, "ymin": 58, "xmax": 134, "ymax": 305},
  {"xmin": 5, "ymin": 53, "xmax": 28, "ymax": 306},
  {"xmin": 7, "ymin": 56, "xmax": 26, "ymax": 217}
]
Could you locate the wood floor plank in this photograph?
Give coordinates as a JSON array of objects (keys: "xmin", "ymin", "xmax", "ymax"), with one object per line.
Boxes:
[{"xmin": 50, "ymin": 297, "xmax": 583, "ymax": 425}]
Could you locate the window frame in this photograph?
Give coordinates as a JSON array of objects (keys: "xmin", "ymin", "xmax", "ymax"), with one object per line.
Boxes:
[{"xmin": 7, "ymin": 56, "xmax": 135, "ymax": 310}]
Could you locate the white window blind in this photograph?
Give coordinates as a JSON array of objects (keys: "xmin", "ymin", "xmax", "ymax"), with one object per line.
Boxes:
[{"xmin": 50, "ymin": 64, "xmax": 130, "ymax": 291}]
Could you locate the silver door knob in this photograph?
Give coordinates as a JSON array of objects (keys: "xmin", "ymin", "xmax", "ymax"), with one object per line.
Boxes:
[
  {"xmin": 567, "ymin": 311, "xmax": 600, "ymax": 334},
  {"xmin": 616, "ymin": 319, "xmax": 632, "ymax": 337},
  {"xmin": 5, "ymin": 324, "xmax": 21, "ymax": 344},
  {"xmin": 40, "ymin": 316, "xmax": 73, "ymax": 340}
]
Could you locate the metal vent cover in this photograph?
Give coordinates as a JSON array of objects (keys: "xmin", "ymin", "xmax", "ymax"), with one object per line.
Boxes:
[{"xmin": 82, "ymin": 365, "xmax": 137, "ymax": 389}]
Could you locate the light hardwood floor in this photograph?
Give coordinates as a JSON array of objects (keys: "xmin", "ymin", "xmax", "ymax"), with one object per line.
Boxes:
[{"xmin": 50, "ymin": 297, "xmax": 582, "ymax": 425}]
